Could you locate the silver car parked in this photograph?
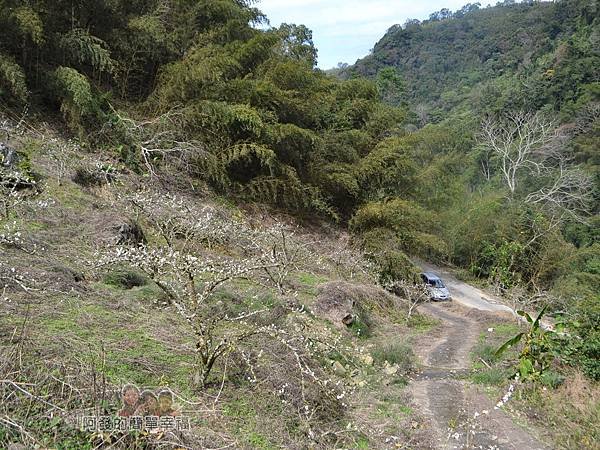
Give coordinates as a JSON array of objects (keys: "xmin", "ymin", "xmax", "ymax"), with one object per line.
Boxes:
[{"xmin": 420, "ymin": 272, "xmax": 451, "ymax": 301}]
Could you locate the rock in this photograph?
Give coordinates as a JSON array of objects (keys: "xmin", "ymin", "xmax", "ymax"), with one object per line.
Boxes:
[
  {"xmin": 116, "ymin": 220, "xmax": 146, "ymax": 245},
  {"xmin": 0, "ymin": 142, "xmax": 17, "ymax": 168},
  {"xmin": 383, "ymin": 363, "xmax": 399, "ymax": 376},
  {"xmin": 332, "ymin": 361, "xmax": 346, "ymax": 376},
  {"xmin": 342, "ymin": 313, "xmax": 354, "ymax": 326},
  {"xmin": 360, "ymin": 354, "xmax": 374, "ymax": 366}
]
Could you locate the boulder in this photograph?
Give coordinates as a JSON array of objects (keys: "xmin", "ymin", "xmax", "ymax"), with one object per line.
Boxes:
[
  {"xmin": 332, "ymin": 361, "xmax": 346, "ymax": 376},
  {"xmin": 115, "ymin": 220, "xmax": 147, "ymax": 245},
  {"xmin": 0, "ymin": 142, "xmax": 17, "ymax": 168}
]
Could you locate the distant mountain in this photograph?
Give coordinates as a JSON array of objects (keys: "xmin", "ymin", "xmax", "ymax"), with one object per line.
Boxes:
[{"xmin": 346, "ymin": 0, "xmax": 599, "ymax": 121}]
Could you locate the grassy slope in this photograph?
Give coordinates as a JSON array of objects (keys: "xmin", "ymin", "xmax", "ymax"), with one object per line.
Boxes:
[{"xmin": 0, "ymin": 121, "xmax": 438, "ymax": 449}]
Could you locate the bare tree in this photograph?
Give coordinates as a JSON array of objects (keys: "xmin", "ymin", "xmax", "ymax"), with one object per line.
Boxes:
[
  {"xmin": 573, "ymin": 101, "xmax": 600, "ymax": 135},
  {"xmin": 479, "ymin": 111, "xmax": 594, "ymax": 227},
  {"xmin": 415, "ymin": 104, "xmax": 429, "ymax": 128},
  {"xmin": 479, "ymin": 111, "xmax": 562, "ymax": 194},
  {"xmin": 100, "ymin": 106, "xmax": 207, "ymax": 178},
  {"xmin": 386, "ymin": 280, "xmax": 430, "ymax": 322},
  {"xmin": 525, "ymin": 165, "xmax": 593, "ymax": 222},
  {"xmin": 247, "ymin": 223, "xmax": 320, "ymax": 294},
  {"xmin": 99, "ymin": 193, "xmax": 278, "ymax": 386}
]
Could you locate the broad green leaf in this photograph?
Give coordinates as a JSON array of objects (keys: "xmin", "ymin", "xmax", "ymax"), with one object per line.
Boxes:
[
  {"xmin": 519, "ymin": 358, "xmax": 533, "ymax": 378},
  {"xmin": 517, "ymin": 310, "xmax": 533, "ymax": 323},
  {"xmin": 533, "ymin": 305, "xmax": 548, "ymax": 331},
  {"xmin": 495, "ymin": 332, "xmax": 524, "ymax": 358}
]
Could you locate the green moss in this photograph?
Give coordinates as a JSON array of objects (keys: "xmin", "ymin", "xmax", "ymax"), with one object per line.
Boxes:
[
  {"xmin": 246, "ymin": 431, "xmax": 277, "ymax": 449},
  {"xmin": 39, "ymin": 298, "xmax": 193, "ymax": 392},
  {"xmin": 355, "ymin": 436, "xmax": 370, "ymax": 449}
]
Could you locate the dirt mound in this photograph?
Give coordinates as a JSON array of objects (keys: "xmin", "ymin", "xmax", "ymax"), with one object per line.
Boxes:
[{"xmin": 313, "ymin": 281, "xmax": 399, "ymax": 327}]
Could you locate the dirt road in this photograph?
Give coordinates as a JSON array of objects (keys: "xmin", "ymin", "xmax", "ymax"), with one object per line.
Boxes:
[
  {"xmin": 417, "ymin": 260, "xmax": 514, "ymax": 314},
  {"xmin": 408, "ymin": 263, "xmax": 551, "ymax": 449}
]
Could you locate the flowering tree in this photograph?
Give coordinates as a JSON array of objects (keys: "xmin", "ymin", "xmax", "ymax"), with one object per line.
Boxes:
[
  {"xmin": 100, "ymin": 194, "xmax": 277, "ymax": 386},
  {"xmin": 247, "ymin": 222, "xmax": 321, "ymax": 294},
  {"xmin": 99, "ymin": 190, "xmax": 357, "ymax": 435},
  {"xmin": 0, "ymin": 170, "xmax": 37, "ymax": 218}
]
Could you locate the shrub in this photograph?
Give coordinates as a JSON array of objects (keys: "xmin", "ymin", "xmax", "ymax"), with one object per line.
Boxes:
[
  {"xmin": 358, "ymin": 227, "xmax": 418, "ymax": 283},
  {"xmin": 103, "ymin": 267, "xmax": 148, "ymax": 289},
  {"xmin": 0, "ymin": 53, "xmax": 28, "ymax": 103},
  {"xmin": 371, "ymin": 342, "xmax": 415, "ymax": 372},
  {"xmin": 349, "ymin": 308, "xmax": 373, "ymax": 339}
]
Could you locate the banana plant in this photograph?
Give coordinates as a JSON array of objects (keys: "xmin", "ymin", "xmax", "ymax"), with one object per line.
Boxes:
[{"xmin": 495, "ymin": 305, "xmax": 556, "ymax": 381}]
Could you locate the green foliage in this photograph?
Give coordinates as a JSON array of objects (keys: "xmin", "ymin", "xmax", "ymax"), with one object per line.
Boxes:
[
  {"xmin": 495, "ymin": 306, "xmax": 556, "ymax": 382},
  {"xmin": 58, "ymin": 29, "xmax": 116, "ymax": 75},
  {"xmin": 12, "ymin": 6, "xmax": 44, "ymax": 45},
  {"xmin": 349, "ymin": 0, "xmax": 600, "ymax": 120},
  {"xmin": 276, "ymin": 23, "xmax": 318, "ymax": 66},
  {"xmin": 0, "ymin": 53, "xmax": 28, "ymax": 102},
  {"xmin": 376, "ymin": 67, "xmax": 406, "ymax": 105},
  {"xmin": 349, "ymin": 311, "xmax": 372, "ymax": 339},
  {"xmin": 52, "ymin": 67, "xmax": 100, "ymax": 133},
  {"xmin": 350, "ymin": 198, "xmax": 446, "ymax": 259},
  {"xmin": 358, "ymin": 227, "xmax": 418, "ymax": 284},
  {"xmin": 554, "ymin": 295, "xmax": 600, "ymax": 381}
]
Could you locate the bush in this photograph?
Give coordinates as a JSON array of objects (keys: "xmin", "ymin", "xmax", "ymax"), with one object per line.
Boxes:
[
  {"xmin": 349, "ymin": 309, "xmax": 372, "ymax": 339},
  {"xmin": 358, "ymin": 227, "xmax": 418, "ymax": 283},
  {"xmin": 52, "ymin": 66, "xmax": 100, "ymax": 133},
  {"xmin": 371, "ymin": 342, "xmax": 415, "ymax": 372},
  {"xmin": 557, "ymin": 296, "xmax": 600, "ymax": 381},
  {"xmin": 103, "ymin": 267, "xmax": 148, "ymax": 289},
  {"xmin": 579, "ymin": 336, "xmax": 600, "ymax": 381}
]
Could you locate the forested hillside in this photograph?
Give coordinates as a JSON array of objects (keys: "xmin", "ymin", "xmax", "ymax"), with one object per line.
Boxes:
[
  {"xmin": 345, "ymin": 0, "xmax": 600, "ymax": 380},
  {"xmin": 348, "ymin": 0, "xmax": 599, "ymax": 121},
  {"xmin": 0, "ymin": 0, "xmax": 598, "ymax": 381}
]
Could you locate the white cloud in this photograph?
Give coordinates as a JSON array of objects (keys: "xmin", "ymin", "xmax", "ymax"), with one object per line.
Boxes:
[{"xmin": 257, "ymin": 0, "xmax": 471, "ymax": 68}]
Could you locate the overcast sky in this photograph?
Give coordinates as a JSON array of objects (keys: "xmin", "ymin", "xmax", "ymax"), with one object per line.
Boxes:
[{"xmin": 258, "ymin": 0, "xmax": 476, "ymax": 69}]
